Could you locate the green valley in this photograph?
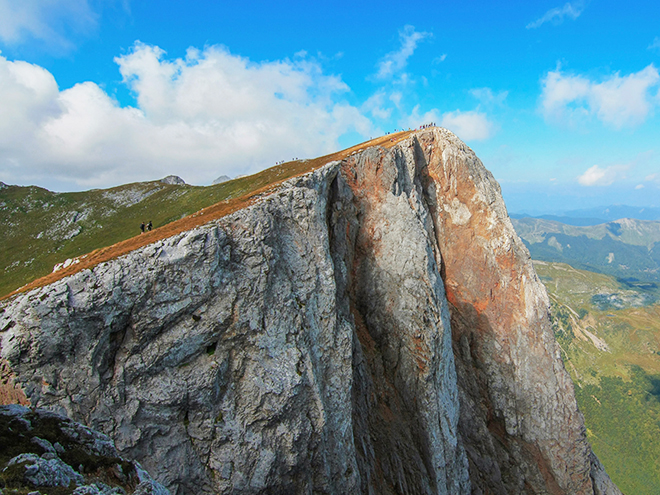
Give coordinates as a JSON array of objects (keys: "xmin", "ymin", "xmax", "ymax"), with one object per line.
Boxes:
[{"xmin": 535, "ymin": 260, "xmax": 660, "ymax": 494}]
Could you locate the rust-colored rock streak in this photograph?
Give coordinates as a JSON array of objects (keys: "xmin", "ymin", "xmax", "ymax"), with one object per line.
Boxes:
[
  {"xmin": 0, "ymin": 358, "xmax": 29, "ymax": 406},
  {"xmin": 418, "ymin": 129, "xmax": 594, "ymax": 493}
]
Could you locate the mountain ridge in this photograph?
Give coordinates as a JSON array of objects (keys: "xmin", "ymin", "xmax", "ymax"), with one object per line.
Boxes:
[
  {"xmin": 512, "ymin": 216, "xmax": 660, "ymax": 249},
  {"xmin": 511, "ymin": 216, "xmax": 660, "ymax": 299},
  {"xmin": 511, "ymin": 205, "xmax": 660, "ymax": 226},
  {"xmin": 0, "ymin": 131, "xmax": 413, "ymax": 299},
  {"xmin": 0, "ymin": 128, "xmax": 620, "ymax": 494}
]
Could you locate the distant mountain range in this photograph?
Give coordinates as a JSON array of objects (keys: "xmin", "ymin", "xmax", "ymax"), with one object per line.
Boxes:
[
  {"xmin": 511, "ymin": 216, "xmax": 660, "ymax": 296},
  {"xmin": 511, "ymin": 205, "xmax": 660, "ymax": 226}
]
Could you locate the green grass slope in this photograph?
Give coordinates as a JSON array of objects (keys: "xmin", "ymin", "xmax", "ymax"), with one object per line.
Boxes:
[
  {"xmin": 0, "ymin": 179, "xmax": 240, "ymax": 297},
  {"xmin": 535, "ymin": 260, "xmax": 660, "ymax": 494},
  {"xmin": 0, "ymin": 130, "xmax": 414, "ymax": 298},
  {"xmin": 0, "ymin": 160, "xmax": 324, "ymax": 297}
]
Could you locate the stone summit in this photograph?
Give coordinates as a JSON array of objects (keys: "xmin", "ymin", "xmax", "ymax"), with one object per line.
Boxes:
[{"xmin": 0, "ymin": 128, "xmax": 621, "ymax": 494}]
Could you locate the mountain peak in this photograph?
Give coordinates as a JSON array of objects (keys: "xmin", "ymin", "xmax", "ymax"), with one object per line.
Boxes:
[
  {"xmin": 0, "ymin": 128, "xmax": 619, "ymax": 493},
  {"xmin": 212, "ymin": 175, "xmax": 231, "ymax": 185}
]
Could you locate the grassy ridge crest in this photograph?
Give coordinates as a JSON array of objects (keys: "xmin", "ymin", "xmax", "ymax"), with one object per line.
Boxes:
[{"xmin": 0, "ymin": 131, "xmax": 412, "ymax": 299}]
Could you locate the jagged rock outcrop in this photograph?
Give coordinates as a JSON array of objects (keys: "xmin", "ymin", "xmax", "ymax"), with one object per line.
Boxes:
[
  {"xmin": 0, "ymin": 404, "xmax": 169, "ymax": 494},
  {"xmin": 0, "ymin": 128, "xmax": 620, "ymax": 494},
  {"xmin": 160, "ymin": 176, "xmax": 186, "ymax": 185}
]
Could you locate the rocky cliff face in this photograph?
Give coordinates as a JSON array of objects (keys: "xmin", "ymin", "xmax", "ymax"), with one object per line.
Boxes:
[{"xmin": 0, "ymin": 128, "xmax": 619, "ymax": 494}]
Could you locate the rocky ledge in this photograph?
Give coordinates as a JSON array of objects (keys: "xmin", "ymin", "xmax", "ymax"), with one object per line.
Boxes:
[{"xmin": 0, "ymin": 405, "xmax": 169, "ymax": 495}]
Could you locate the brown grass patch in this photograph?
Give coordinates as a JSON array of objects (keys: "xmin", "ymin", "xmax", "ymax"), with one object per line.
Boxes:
[{"xmin": 3, "ymin": 131, "xmax": 413, "ymax": 301}]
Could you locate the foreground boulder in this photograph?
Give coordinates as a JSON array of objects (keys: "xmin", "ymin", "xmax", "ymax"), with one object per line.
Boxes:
[
  {"xmin": 0, "ymin": 128, "xmax": 620, "ymax": 494},
  {"xmin": 0, "ymin": 405, "xmax": 169, "ymax": 495}
]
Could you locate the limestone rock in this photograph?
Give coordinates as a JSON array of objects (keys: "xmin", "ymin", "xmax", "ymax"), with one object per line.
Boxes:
[
  {"xmin": 0, "ymin": 129, "xmax": 620, "ymax": 494},
  {"xmin": 0, "ymin": 405, "xmax": 169, "ymax": 495},
  {"xmin": 160, "ymin": 176, "xmax": 185, "ymax": 185}
]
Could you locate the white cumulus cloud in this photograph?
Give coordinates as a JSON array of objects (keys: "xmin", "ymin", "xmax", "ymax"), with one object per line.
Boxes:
[
  {"xmin": 526, "ymin": 2, "xmax": 585, "ymax": 29},
  {"xmin": 375, "ymin": 25, "xmax": 431, "ymax": 79},
  {"xmin": 361, "ymin": 91, "xmax": 392, "ymax": 119},
  {"xmin": 0, "ymin": 44, "xmax": 377, "ymax": 190},
  {"xmin": 540, "ymin": 65, "xmax": 660, "ymax": 128},
  {"xmin": 440, "ymin": 110, "xmax": 495, "ymax": 141},
  {"xmin": 577, "ymin": 164, "xmax": 629, "ymax": 186}
]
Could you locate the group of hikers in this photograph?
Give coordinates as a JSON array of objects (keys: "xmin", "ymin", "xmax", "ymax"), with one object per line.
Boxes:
[
  {"xmin": 275, "ymin": 158, "xmax": 299, "ymax": 165},
  {"xmin": 140, "ymin": 221, "xmax": 153, "ymax": 233},
  {"xmin": 384, "ymin": 123, "xmax": 436, "ymax": 136},
  {"xmin": 383, "ymin": 123, "xmax": 437, "ymax": 142}
]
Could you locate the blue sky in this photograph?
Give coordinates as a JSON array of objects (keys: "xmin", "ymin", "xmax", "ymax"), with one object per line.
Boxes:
[{"xmin": 0, "ymin": 0, "xmax": 659, "ymax": 214}]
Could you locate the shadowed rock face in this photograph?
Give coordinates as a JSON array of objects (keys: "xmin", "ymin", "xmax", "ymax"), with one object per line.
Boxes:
[
  {"xmin": 331, "ymin": 145, "xmax": 468, "ymax": 494},
  {"xmin": 0, "ymin": 128, "xmax": 619, "ymax": 494}
]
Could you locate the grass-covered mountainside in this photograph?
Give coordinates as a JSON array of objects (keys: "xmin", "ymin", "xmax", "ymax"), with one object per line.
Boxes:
[
  {"xmin": 0, "ymin": 132, "xmax": 411, "ymax": 299},
  {"xmin": 1, "ymin": 178, "xmax": 226, "ymax": 297},
  {"xmin": 512, "ymin": 217, "xmax": 660, "ymax": 298},
  {"xmin": 535, "ymin": 260, "xmax": 660, "ymax": 494}
]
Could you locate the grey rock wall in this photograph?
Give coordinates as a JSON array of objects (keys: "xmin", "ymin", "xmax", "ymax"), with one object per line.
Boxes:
[{"xmin": 0, "ymin": 129, "xmax": 619, "ymax": 494}]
